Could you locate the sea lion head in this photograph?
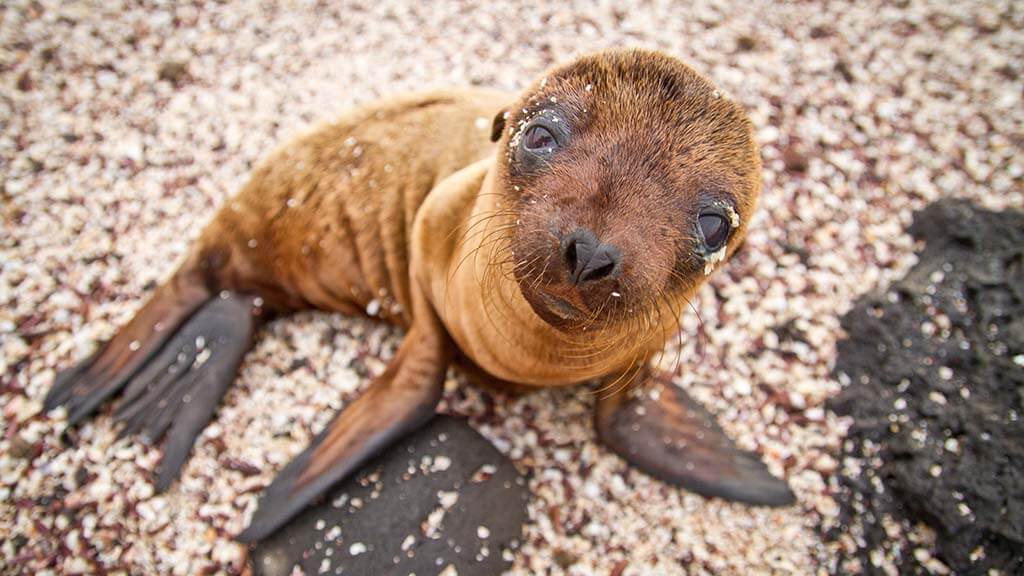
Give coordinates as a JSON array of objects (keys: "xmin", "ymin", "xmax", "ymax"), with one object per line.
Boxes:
[{"xmin": 488, "ymin": 49, "xmax": 761, "ymax": 336}]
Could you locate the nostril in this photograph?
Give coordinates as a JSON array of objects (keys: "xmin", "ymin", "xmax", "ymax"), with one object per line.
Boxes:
[
  {"xmin": 564, "ymin": 241, "xmax": 578, "ymax": 277},
  {"xmin": 581, "ymin": 257, "xmax": 616, "ymax": 283},
  {"xmin": 579, "ymin": 245, "xmax": 620, "ymax": 283},
  {"xmin": 561, "ymin": 228, "xmax": 595, "ymax": 282},
  {"xmin": 561, "ymin": 228, "xmax": 621, "ymax": 285}
]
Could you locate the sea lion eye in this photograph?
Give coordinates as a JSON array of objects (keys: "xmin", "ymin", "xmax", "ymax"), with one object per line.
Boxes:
[
  {"xmin": 523, "ymin": 125, "xmax": 557, "ymax": 152},
  {"xmin": 698, "ymin": 213, "xmax": 730, "ymax": 250}
]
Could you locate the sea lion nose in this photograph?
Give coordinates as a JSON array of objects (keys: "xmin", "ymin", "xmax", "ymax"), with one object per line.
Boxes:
[{"xmin": 561, "ymin": 228, "xmax": 622, "ymax": 285}]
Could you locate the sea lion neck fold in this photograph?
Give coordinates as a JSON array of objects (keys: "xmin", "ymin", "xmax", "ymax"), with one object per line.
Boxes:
[{"xmin": 415, "ymin": 160, "xmax": 668, "ymax": 386}]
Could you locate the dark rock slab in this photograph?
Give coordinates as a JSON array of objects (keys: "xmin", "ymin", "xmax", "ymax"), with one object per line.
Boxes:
[
  {"xmin": 249, "ymin": 415, "xmax": 528, "ymax": 576},
  {"xmin": 827, "ymin": 199, "xmax": 1024, "ymax": 574}
]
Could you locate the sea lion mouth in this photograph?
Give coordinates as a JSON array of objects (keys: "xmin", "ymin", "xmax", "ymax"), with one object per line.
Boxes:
[{"xmin": 539, "ymin": 291, "xmax": 584, "ymax": 320}]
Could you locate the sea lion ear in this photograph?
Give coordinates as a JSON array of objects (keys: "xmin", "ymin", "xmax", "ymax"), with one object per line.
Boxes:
[{"xmin": 490, "ymin": 109, "xmax": 509, "ymax": 142}]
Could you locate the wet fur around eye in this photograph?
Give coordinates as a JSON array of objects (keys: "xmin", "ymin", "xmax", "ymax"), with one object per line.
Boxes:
[{"xmin": 509, "ymin": 111, "xmax": 572, "ymax": 173}]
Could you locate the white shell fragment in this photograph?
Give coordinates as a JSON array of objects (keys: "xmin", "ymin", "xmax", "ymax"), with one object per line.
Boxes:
[
  {"xmin": 701, "ymin": 202, "xmax": 740, "ymax": 275},
  {"xmin": 724, "ymin": 203, "xmax": 741, "ymax": 228},
  {"xmin": 703, "ymin": 246, "xmax": 728, "ymax": 275}
]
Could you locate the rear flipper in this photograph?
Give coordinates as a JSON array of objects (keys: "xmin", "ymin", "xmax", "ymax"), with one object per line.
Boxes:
[
  {"xmin": 236, "ymin": 317, "xmax": 450, "ymax": 543},
  {"xmin": 595, "ymin": 368, "xmax": 795, "ymax": 507},
  {"xmin": 114, "ymin": 293, "xmax": 261, "ymax": 489},
  {"xmin": 46, "ymin": 287, "xmax": 261, "ymax": 491},
  {"xmin": 44, "ymin": 275, "xmax": 211, "ymax": 425}
]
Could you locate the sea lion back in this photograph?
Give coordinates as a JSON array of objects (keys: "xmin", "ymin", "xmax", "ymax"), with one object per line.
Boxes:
[{"xmin": 196, "ymin": 88, "xmax": 511, "ymax": 324}]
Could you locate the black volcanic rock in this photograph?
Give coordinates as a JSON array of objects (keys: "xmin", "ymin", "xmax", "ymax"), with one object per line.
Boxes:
[
  {"xmin": 828, "ymin": 199, "xmax": 1024, "ymax": 574},
  {"xmin": 250, "ymin": 416, "xmax": 529, "ymax": 576}
]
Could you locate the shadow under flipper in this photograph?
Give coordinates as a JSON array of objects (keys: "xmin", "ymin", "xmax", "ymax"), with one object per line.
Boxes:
[{"xmin": 595, "ymin": 371, "xmax": 795, "ymax": 507}]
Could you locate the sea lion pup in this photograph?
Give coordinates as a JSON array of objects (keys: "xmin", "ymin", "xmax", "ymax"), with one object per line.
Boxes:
[{"xmin": 44, "ymin": 48, "xmax": 794, "ymax": 542}]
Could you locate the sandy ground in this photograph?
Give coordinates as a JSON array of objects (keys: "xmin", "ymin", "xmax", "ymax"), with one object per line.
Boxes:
[{"xmin": 1, "ymin": 1, "xmax": 1021, "ymax": 574}]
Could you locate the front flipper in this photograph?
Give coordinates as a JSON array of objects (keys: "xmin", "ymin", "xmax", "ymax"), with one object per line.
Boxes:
[
  {"xmin": 236, "ymin": 319, "xmax": 450, "ymax": 543},
  {"xmin": 595, "ymin": 370, "xmax": 795, "ymax": 506}
]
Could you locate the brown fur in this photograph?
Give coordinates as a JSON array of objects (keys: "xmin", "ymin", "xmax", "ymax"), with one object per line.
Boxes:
[{"xmin": 152, "ymin": 49, "xmax": 761, "ymax": 391}]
